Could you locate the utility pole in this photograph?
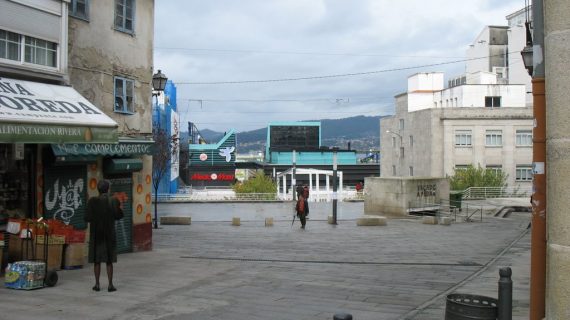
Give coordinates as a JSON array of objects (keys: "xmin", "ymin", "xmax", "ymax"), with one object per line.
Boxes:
[{"xmin": 528, "ymin": 1, "xmax": 546, "ymax": 319}]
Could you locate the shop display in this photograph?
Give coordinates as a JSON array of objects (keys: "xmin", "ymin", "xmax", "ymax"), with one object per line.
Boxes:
[{"xmin": 0, "ymin": 144, "xmax": 29, "ymax": 233}]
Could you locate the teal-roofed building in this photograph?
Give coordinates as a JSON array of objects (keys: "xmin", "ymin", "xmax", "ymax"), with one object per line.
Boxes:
[
  {"xmin": 265, "ymin": 122, "xmax": 357, "ymax": 165},
  {"xmin": 187, "ymin": 130, "xmax": 237, "ymax": 187}
]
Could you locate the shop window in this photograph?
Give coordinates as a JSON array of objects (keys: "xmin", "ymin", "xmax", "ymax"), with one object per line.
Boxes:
[
  {"xmin": 114, "ymin": 77, "xmax": 135, "ymax": 114},
  {"xmin": 115, "ymin": 0, "xmax": 135, "ymax": 33},
  {"xmin": 70, "ymin": 0, "xmax": 89, "ymax": 20}
]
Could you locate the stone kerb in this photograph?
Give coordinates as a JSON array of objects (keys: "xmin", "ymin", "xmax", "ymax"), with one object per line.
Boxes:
[
  {"xmin": 160, "ymin": 216, "xmax": 191, "ymax": 225},
  {"xmin": 356, "ymin": 216, "xmax": 387, "ymax": 226}
]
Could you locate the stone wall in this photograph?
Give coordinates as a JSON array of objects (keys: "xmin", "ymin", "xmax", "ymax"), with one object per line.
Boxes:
[{"xmin": 363, "ymin": 177, "xmax": 449, "ymax": 217}]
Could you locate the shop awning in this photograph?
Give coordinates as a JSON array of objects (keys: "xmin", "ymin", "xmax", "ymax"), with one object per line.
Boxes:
[
  {"xmin": 103, "ymin": 158, "xmax": 143, "ymax": 174},
  {"xmin": 0, "ymin": 77, "xmax": 118, "ymax": 143}
]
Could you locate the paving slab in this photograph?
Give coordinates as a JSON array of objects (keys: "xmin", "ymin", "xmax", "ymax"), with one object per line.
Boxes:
[{"xmin": 0, "ymin": 202, "xmax": 531, "ymax": 320}]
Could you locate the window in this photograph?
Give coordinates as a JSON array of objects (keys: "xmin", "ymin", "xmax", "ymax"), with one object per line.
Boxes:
[
  {"xmin": 392, "ymin": 165, "xmax": 396, "ymax": 176},
  {"xmin": 485, "ymin": 96, "xmax": 501, "ymax": 107},
  {"xmin": 0, "ymin": 30, "xmax": 57, "ymax": 68},
  {"xmin": 400, "ymin": 147, "xmax": 404, "ymax": 158},
  {"xmin": 454, "ymin": 98, "xmax": 458, "ymax": 107},
  {"xmin": 70, "ymin": 0, "xmax": 89, "ymax": 20},
  {"xmin": 516, "ymin": 130, "xmax": 532, "ymax": 146},
  {"xmin": 455, "ymin": 130, "xmax": 472, "ymax": 146},
  {"xmin": 455, "ymin": 165, "xmax": 469, "ymax": 171},
  {"xmin": 114, "ymin": 77, "xmax": 135, "ymax": 113},
  {"xmin": 409, "ymin": 166, "xmax": 414, "ymax": 176},
  {"xmin": 486, "ymin": 165, "xmax": 503, "ymax": 176},
  {"xmin": 409, "ymin": 135, "xmax": 413, "ymax": 147},
  {"xmin": 25, "ymin": 37, "xmax": 57, "ymax": 67},
  {"xmin": 391, "ymin": 136, "xmax": 396, "ymax": 148},
  {"xmin": 0, "ymin": 30, "xmax": 20, "ymax": 61},
  {"xmin": 399, "ymin": 119, "xmax": 404, "ymax": 130},
  {"xmin": 115, "ymin": 0, "xmax": 135, "ymax": 33},
  {"xmin": 516, "ymin": 166, "xmax": 533, "ymax": 182},
  {"xmin": 486, "ymin": 130, "xmax": 503, "ymax": 146}
]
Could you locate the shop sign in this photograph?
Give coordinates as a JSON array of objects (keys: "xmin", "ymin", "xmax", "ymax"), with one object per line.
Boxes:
[
  {"xmin": 0, "ymin": 77, "xmax": 117, "ymax": 143},
  {"xmin": 52, "ymin": 142, "xmax": 153, "ymax": 156},
  {"xmin": 191, "ymin": 173, "xmax": 235, "ymax": 181}
]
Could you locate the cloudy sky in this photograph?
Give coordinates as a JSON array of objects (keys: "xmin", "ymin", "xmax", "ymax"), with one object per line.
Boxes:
[{"xmin": 154, "ymin": 0, "xmax": 524, "ymax": 133}]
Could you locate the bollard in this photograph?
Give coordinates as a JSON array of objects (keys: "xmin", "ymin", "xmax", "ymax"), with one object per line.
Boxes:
[
  {"xmin": 497, "ymin": 267, "xmax": 512, "ymax": 320},
  {"xmin": 333, "ymin": 313, "xmax": 352, "ymax": 320}
]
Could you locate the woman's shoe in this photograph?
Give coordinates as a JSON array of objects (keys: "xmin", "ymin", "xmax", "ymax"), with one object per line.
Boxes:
[
  {"xmin": 108, "ymin": 286, "xmax": 117, "ymax": 292},
  {"xmin": 92, "ymin": 285, "xmax": 100, "ymax": 292}
]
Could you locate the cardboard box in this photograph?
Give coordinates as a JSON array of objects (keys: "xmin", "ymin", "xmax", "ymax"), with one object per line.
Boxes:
[
  {"xmin": 32, "ymin": 243, "xmax": 63, "ymax": 271},
  {"xmin": 63, "ymin": 243, "xmax": 86, "ymax": 268}
]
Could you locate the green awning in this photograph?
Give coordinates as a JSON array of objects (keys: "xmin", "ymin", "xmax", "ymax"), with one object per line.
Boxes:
[
  {"xmin": 0, "ymin": 77, "xmax": 118, "ymax": 143},
  {"xmin": 103, "ymin": 158, "xmax": 143, "ymax": 174}
]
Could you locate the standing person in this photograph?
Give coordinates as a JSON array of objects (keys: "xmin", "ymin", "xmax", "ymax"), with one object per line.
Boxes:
[
  {"xmin": 85, "ymin": 180, "xmax": 123, "ymax": 292},
  {"xmin": 302, "ymin": 185, "xmax": 310, "ymax": 217},
  {"xmin": 295, "ymin": 186, "xmax": 307, "ymax": 229}
]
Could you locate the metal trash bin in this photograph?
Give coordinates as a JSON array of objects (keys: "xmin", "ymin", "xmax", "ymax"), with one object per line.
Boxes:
[
  {"xmin": 450, "ymin": 191, "xmax": 463, "ymax": 211},
  {"xmin": 445, "ymin": 293, "xmax": 498, "ymax": 320}
]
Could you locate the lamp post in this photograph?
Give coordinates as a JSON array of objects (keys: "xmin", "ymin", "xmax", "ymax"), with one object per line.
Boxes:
[
  {"xmin": 151, "ymin": 69, "xmax": 167, "ymax": 230},
  {"xmin": 332, "ymin": 147, "xmax": 339, "ymax": 225},
  {"xmin": 386, "ymin": 130, "xmax": 403, "ymax": 175}
]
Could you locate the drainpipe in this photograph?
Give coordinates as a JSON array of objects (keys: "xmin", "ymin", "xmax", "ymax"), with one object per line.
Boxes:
[{"xmin": 529, "ymin": 0, "xmax": 546, "ymax": 319}]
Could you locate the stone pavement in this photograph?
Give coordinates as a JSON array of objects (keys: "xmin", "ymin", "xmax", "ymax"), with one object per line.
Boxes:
[{"xmin": 0, "ymin": 201, "xmax": 531, "ymax": 320}]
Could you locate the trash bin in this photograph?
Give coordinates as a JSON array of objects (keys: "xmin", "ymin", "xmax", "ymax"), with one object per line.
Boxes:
[
  {"xmin": 449, "ymin": 191, "xmax": 463, "ymax": 211},
  {"xmin": 445, "ymin": 293, "xmax": 497, "ymax": 320}
]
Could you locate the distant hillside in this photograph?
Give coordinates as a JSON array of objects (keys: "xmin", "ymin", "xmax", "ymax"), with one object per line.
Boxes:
[{"xmin": 182, "ymin": 115, "xmax": 383, "ymax": 154}]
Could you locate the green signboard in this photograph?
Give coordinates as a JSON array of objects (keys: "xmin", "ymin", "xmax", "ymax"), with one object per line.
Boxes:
[{"xmin": 0, "ymin": 122, "xmax": 118, "ymax": 144}]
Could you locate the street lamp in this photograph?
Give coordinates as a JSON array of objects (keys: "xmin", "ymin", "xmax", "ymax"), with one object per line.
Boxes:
[
  {"xmin": 331, "ymin": 147, "xmax": 339, "ymax": 225},
  {"xmin": 152, "ymin": 69, "xmax": 168, "ymax": 97},
  {"xmin": 521, "ymin": 21, "xmax": 534, "ymax": 76},
  {"xmin": 385, "ymin": 130, "xmax": 403, "ymax": 141}
]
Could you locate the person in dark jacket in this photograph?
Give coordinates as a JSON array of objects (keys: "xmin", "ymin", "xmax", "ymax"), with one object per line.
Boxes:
[
  {"xmin": 85, "ymin": 180, "xmax": 123, "ymax": 292},
  {"xmin": 296, "ymin": 186, "xmax": 307, "ymax": 229}
]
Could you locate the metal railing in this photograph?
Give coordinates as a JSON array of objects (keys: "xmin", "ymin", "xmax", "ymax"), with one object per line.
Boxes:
[
  {"xmin": 462, "ymin": 186, "xmax": 532, "ymax": 199},
  {"xmin": 154, "ymin": 192, "xmax": 282, "ymax": 202}
]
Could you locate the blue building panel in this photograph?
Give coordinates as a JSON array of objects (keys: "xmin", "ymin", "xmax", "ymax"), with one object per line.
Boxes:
[{"xmin": 189, "ymin": 130, "xmax": 237, "ymax": 167}]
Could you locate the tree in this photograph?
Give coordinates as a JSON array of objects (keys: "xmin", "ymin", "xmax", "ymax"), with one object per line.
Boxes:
[
  {"xmin": 233, "ymin": 171, "xmax": 277, "ymax": 199},
  {"xmin": 152, "ymin": 125, "xmax": 179, "ymax": 229},
  {"xmin": 448, "ymin": 165, "xmax": 508, "ymax": 190}
]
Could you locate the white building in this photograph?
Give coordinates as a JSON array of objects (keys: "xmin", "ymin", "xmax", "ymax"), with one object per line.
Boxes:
[
  {"xmin": 380, "ymin": 7, "xmax": 534, "ymax": 189},
  {"xmin": 380, "ymin": 72, "xmax": 533, "ymax": 188}
]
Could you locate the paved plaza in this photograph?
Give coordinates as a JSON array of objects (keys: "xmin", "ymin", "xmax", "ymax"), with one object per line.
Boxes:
[{"xmin": 0, "ymin": 201, "xmax": 531, "ymax": 320}]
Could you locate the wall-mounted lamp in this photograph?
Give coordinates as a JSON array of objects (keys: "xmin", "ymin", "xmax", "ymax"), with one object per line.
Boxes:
[
  {"xmin": 521, "ymin": 22, "xmax": 534, "ymax": 76},
  {"xmin": 152, "ymin": 69, "xmax": 168, "ymax": 97}
]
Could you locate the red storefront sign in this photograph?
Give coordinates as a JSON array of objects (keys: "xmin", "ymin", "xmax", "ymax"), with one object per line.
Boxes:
[{"xmin": 191, "ymin": 173, "xmax": 235, "ymax": 181}]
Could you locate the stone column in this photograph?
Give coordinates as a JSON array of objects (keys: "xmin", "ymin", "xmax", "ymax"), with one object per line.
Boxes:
[{"xmin": 545, "ymin": 1, "xmax": 570, "ymax": 318}]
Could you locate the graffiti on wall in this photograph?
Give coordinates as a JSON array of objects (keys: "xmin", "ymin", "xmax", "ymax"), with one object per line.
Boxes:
[
  {"xmin": 416, "ymin": 183, "xmax": 437, "ymax": 198},
  {"xmin": 45, "ymin": 178, "xmax": 84, "ymax": 225}
]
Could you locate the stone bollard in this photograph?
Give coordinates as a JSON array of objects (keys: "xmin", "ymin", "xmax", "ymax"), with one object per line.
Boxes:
[
  {"xmin": 333, "ymin": 313, "xmax": 352, "ymax": 320},
  {"xmin": 160, "ymin": 216, "xmax": 191, "ymax": 225},
  {"xmin": 497, "ymin": 267, "xmax": 512, "ymax": 320},
  {"xmin": 265, "ymin": 217, "xmax": 274, "ymax": 227},
  {"xmin": 328, "ymin": 215, "xmax": 334, "ymax": 224},
  {"xmin": 356, "ymin": 216, "xmax": 387, "ymax": 226},
  {"xmin": 440, "ymin": 217, "xmax": 452, "ymax": 225},
  {"xmin": 232, "ymin": 217, "xmax": 241, "ymax": 226}
]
